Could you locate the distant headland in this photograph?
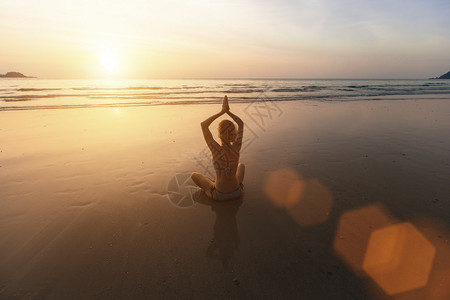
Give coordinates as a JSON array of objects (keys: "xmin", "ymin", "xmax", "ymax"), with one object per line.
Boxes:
[
  {"xmin": 0, "ymin": 72, "xmax": 35, "ymax": 78},
  {"xmin": 433, "ymin": 70, "xmax": 450, "ymax": 79}
]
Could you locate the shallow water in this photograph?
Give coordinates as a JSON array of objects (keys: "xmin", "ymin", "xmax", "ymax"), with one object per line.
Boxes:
[{"xmin": 1, "ymin": 78, "xmax": 450, "ymax": 111}]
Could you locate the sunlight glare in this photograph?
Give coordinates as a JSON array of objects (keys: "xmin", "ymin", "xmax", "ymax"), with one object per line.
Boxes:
[
  {"xmin": 264, "ymin": 168, "xmax": 333, "ymax": 227},
  {"xmin": 363, "ymin": 222, "xmax": 436, "ymax": 295},
  {"xmin": 100, "ymin": 50, "xmax": 119, "ymax": 74},
  {"xmin": 333, "ymin": 203, "xmax": 395, "ymax": 274}
]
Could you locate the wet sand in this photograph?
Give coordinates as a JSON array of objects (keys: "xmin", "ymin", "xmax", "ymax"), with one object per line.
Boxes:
[{"xmin": 1, "ymin": 100, "xmax": 450, "ymax": 299}]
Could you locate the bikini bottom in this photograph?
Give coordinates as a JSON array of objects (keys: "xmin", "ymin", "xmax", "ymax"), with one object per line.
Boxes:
[{"xmin": 214, "ymin": 187, "xmax": 242, "ymax": 201}]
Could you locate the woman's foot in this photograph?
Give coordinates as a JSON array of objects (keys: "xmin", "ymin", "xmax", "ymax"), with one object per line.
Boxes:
[{"xmin": 205, "ymin": 186, "xmax": 215, "ymax": 200}]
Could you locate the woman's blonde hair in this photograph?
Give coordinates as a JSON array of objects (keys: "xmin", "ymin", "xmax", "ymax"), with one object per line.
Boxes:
[{"xmin": 218, "ymin": 119, "xmax": 237, "ymax": 143}]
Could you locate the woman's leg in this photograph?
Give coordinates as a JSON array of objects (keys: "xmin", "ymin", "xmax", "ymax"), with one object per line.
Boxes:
[
  {"xmin": 191, "ymin": 172, "xmax": 216, "ymax": 199},
  {"xmin": 236, "ymin": 163, "xmax": 245, "ymax": 185}
]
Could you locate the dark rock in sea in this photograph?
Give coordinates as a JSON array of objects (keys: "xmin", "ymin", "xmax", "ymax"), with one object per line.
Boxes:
[
  {"xmin": 434, "ymin": 70, "xmax": 450, "ymax": 79},
  {"xmin": 0, "ymin": 72, "xmax": 35, "ymax": 78}
]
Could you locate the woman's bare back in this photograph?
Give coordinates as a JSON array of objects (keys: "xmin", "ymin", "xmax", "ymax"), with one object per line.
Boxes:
[{"xmin": 212, "ymin": 144, "xmax": 240, "ymax": 193}]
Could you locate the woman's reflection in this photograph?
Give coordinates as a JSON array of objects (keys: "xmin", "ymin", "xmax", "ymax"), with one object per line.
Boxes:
[{"xmin": 195, "ymin": 194, "xmax": 242, "ymax": 268}]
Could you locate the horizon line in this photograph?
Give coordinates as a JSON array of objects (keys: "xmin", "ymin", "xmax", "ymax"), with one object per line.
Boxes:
[{"xmin": 3, "ymin": 76, "xmax": 442, "ymax": 81}]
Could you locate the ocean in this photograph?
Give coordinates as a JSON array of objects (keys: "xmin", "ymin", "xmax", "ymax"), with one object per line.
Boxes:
[{"xmin": 1, "ymin": 78, "xmax": 450, "ymax": 111}]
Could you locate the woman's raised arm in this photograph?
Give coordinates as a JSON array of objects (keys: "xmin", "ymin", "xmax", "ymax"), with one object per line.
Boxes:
[
  {"xmin": 226, "ymin": 109, "xmax": 244, "ymax": 151},
  {"xmin": 200, "ymin": 96, "xmax": 229, "ymax": 148}
]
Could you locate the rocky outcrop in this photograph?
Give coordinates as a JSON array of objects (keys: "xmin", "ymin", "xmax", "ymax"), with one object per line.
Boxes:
[
  {"xmin": 436, "ymin": 70, "xmax": 450, "ymax": 79},
  {"xmin": 0, "ymin": 72, "xmax": 35, "ymax": 78}
]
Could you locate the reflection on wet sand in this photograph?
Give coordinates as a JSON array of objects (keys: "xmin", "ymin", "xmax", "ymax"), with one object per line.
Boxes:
[
  {"xmin": 2, "ymin": 100, "xmax": 450, "ymax": 299},
  {"xmin": 195, "ymin": 194, "xmax": 242, "ymax": 268}
]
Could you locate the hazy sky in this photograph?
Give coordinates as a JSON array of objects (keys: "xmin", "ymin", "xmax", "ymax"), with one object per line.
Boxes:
[{"xmin": 1, "ymin": 0, "xmax": 449, "ymax": 79}]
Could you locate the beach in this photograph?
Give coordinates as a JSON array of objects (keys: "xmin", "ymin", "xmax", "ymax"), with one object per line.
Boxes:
[{"xmin": 1, "ymin": 99, "xmax": 450, "ymax": 299}]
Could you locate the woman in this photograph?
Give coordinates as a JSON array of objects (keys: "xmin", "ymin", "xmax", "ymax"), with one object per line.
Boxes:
[{"xmin": 191, "ymin": 96, "xmax": 245, "ymax": 201}]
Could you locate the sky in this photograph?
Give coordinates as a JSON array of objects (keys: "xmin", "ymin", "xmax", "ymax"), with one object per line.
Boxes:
[{"xmin": 1, "ymin": 0, "xmax": 449, "ymax": 79}]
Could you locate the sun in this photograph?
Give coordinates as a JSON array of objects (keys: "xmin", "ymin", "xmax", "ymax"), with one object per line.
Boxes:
[{"xmin": 100, "ymin": 50, "xmax": 119, "ymax": 74}]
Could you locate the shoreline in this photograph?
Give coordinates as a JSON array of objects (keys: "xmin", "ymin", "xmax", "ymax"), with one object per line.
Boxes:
[{"xmin": 2, "ymin": 94, "xmax": 450, "ymax": 113}]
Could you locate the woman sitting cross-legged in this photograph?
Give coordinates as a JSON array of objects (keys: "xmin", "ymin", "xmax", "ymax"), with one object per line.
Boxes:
[{"xmin": 191, "ymin": 96, "xmax": 245, "ymax": 201}]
